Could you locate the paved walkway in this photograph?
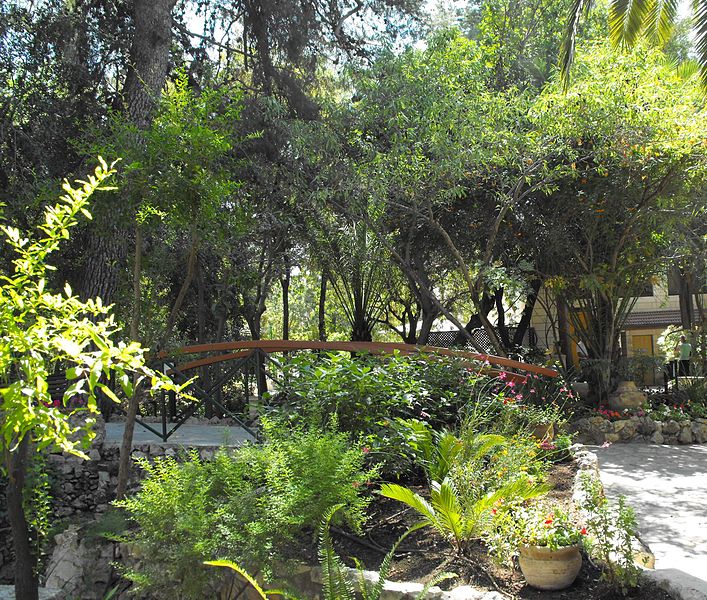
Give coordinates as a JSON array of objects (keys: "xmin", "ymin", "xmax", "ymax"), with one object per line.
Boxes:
[
  {"xmin": 104, "ymin": 422, "xmax": 256, "ymax": 447},
  {"xmin": 592, "ymin": 444, "xmax": 707, "ymax": 583}
]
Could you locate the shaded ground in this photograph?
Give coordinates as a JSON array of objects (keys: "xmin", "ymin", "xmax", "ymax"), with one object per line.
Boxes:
[
  {"xmin": 321, "ymin": 462, "xmax": 672, "ymax": 600},
  {"xmin": 592, "ymin": 444, "xmax": 707, "ymax": 583}
]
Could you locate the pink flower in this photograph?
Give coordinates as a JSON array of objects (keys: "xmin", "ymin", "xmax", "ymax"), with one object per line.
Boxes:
[
  {"xmin": 601, "ymin": 441, "xmax": 612, "ymax": 448},
  {"xmin": 498, "ymin": 371, "xmax": 507, "ymax": 380},
  {"xmin": 362, "ymin": 447, "xmax": 370, "ymax": 454},
  {"xmin": 506, "ymin": 380, "xmax": 515, "ymax": 389}
]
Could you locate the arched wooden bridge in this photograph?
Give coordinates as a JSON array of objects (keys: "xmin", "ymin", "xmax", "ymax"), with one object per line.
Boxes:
[{"xmin": 138, "ymin": 340, "xmax": 557, "ymax": 442}]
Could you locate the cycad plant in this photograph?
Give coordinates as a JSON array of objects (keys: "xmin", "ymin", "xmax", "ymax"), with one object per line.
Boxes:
[
  {"xmin": 395, "ymin": 418, "xmax": 506, "ymax": 484},
  {"xmin": 380, "ymin": 477, "xmax": 549, "ymax": 555}
]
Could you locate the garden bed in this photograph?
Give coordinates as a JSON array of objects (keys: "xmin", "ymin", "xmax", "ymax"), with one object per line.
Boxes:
[{"xmin": 281, "ymin": 461, "xmax": 672, "ymax": 600}]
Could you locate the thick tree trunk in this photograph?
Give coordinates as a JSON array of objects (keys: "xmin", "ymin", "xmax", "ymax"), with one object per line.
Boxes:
[
  {"xmin": 418, "ymin": 310, "xmax": 437, "ymax": 345},
  {"xmin": 80, "ymin": 233, "xmax": 124, "ymax": 303},
  {"xmin": 5, "ymin": 437, "xmax": 38, "ymax": 600},
  {"xmin": 123, "ymin": 0, "xmax": 178, "ymax": 128},
  {"xmin": 318, "ymin": 273, "xmax": 327, "ymax": 342},
  {"xmin": 80, "ymin": 0, "xmax": 176, "ymax": 303},
  {"xmin": 678, "ymin": 270, "xmax": 694, "ymax": 330}
]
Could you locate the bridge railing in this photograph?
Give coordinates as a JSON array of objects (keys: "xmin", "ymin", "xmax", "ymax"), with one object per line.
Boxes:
[{"xmin": 136, "ymin": 340, "xmax": 557, "ymax": 442}]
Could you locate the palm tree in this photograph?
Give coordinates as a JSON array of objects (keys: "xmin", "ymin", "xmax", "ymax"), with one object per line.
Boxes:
[{"xmin": 560, "ymin": 0, "xmax": 707, "ymax": 86}]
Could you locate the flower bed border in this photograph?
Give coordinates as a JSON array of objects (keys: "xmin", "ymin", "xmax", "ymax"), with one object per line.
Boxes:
[{"xmin": 572, "ymin": 415, "xmax": 707, "ymax": 445}]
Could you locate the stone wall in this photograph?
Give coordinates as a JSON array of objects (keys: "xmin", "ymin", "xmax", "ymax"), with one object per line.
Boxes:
[
  {"xmin": 572, "ymin": 415, "xmax": 707, "ymax": 446},
  {"xmin": 0, "ymin": 416, "xmax": 224, "ymax": 585}
]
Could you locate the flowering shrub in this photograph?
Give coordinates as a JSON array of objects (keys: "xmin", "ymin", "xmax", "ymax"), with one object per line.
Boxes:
[{"xmin": 486, "ymin": 502, "xmax": 586, "ymax": 566}]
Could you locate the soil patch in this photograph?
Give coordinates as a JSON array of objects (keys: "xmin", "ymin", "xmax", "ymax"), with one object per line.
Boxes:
[{"xmin": 317, "ymin": 460, "xmax": 672, "ymax": 600}]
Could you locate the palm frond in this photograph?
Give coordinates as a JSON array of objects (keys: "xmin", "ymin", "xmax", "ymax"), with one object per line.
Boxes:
[
  {"xmin": 370, "ymin": 522, "xmax": 428, "ymax": 598},
  {"xmin": 318, "ymin": 505, "xmax": 356, "ymax": 600},
  {"xmin": 609, "ymin": 0, "xmax": 653, "ymax": 47},
  {"xmin": 430, "ymin": 479, "xmax": 465, "ymax": 546},
  {"xmin": 417, "ymin": 572, "xmax": 458, "ymax": 599},
  {"xmin": 560, "ymin": 0, "xmax": 596, "ymax": 89},
  {"xmin": 380, "ymin": 483, "xmax": 437, "ymax": 525},
  {"xmin": 693, "ymin": 0, "xmax": 707, "ymax": 86},
  {"xmin": 644, "ymin": 0, "xmax": 679, "ymax": 42}
]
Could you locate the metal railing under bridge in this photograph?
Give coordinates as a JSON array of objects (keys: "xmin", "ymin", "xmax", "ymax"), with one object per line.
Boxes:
[{"xmin": 128, "ymin": 340, "xmax": 558, "ymax": 442}]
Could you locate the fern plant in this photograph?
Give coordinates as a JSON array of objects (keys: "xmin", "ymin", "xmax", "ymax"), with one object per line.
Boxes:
[{"xmin": 381, "ymin": 477, "xmax": 549, "ymax": 554}]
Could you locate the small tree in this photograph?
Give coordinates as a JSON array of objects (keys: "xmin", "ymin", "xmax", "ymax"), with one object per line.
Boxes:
[{"xmin": 0, "ymin": 159, "xmax": 181, "ymax": 600}]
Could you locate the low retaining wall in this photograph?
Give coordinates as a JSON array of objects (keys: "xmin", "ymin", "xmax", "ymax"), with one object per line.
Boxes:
[
  {"xmin": 572, "ymin": 416, "xmax": 707, "ymax": 446},
  {"xmin": 0, "ymin": 417, "xmax": 226, "ymax": 585}
]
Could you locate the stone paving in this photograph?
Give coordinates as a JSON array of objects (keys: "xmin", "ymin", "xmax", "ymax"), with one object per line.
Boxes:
[
  {"xmin": 592, "ymin": 443, "xmax": 707, "ymax": 594},
  {"xmin": 104, "ymin": 421, "xmax": 256, "ymax": 447}
]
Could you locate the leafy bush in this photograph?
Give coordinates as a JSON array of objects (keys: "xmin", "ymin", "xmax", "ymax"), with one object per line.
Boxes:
[
  {"xmin": 578, "ymin": 472, "xmax": 643, "ymax": 594},
  {"xmin": 116, "ymin": 424, "xmax": 377, "ymax": 599},
  {"xmin": 487, "ymin": 502, "xmax": 587, "ymax": 566},
  {"xmin": 266, "ymin": 351, "xmax": 479, "ymax": 435}
]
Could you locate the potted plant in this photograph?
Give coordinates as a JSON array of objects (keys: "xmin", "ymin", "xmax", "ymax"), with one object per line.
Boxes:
[{"xmin": 488, "ymin": 503, "xmax": 586, "ymax": 591}]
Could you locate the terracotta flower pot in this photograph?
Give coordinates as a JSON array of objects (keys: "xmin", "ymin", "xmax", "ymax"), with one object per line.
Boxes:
[
  {"xmin": 518, "ymin": 544, "xmax": 582, "ymax": 591},
  {"xmin": 531, "ymin": 423, "xmax": 554, "ymax": 441}
]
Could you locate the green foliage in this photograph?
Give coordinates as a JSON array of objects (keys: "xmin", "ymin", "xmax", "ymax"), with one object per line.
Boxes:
[
  {"xmin": 578, "ymin": 472, "xmax": 643, "ymax": 594},
  {"xmin": 487, "ymin": 502, "xmax": 586, "ymax": 566},
  {"xmin": 318, "ymin": 504, "xmax": 455, "ymax": 600},
  {"xmin": 0, "ymin": 159, "xmax": 181, "ymax": 459},
  {"xmin": 267, "ymin": 351, "xmax": 473, "ymax": 435},
  {"xmin": 381, "ymin": 474, "xmax": 548, "ymax": 555},
  {"xmin": 392, "ymin": 418, "xmax": 508, "ymax": 484},
  {"xmin": 116, "ymin": 425, "xmax": 377, "ymax": 599},
  {"xmin": 24, "ymin": 453, "xmax": 52, "ymax": 572}
]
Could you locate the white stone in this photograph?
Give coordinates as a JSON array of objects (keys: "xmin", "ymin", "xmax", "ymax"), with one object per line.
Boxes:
[{"xmin": 644, "ymin": 568, "xmax": 707, "ymax": 600}]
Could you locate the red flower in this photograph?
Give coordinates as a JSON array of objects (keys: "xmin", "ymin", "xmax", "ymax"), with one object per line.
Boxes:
[
  {"xmin": 580, "ymin": 527, "xmax": 588, "ymax": 535},
  {"xmin": 491, "ymin": 508, "xmax": 497, "ymax": 515}
]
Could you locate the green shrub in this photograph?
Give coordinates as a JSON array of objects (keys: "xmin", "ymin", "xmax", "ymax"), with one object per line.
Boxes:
[
  {"xmin": 116, "ymin": 425, "xmax": 377, "ymax": 599},
  {"xmin": 578, "ymin": 472, "xmax": 643, "ymax": 594},
  {"xmin": 266, "ymin": 351, "xmax": 475, "ymax": 435}
]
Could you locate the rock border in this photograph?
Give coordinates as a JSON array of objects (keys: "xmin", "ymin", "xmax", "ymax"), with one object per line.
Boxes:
[{"xmin": 572, "ymin": 415, "xmax": 707, "ymax": 446}]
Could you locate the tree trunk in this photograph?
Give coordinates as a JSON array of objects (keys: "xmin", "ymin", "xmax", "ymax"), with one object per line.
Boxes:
[
  {"xmin": 5, "ymin": 437, "xmax": 38, "ymax": 600},
  {"xmin": 418, "ymin": 310, "xmax": 437, "ymax": 345},
  {"xmin": 247, "ymin": 316, "xmax": 268, "ymax": 397},
  {"xmin": 115, "ymin": 224, "xmax": 144, "ymax": 500},
  {"xmin": 556, "ymin": 296, "xmax": 573, "ymax": 371},
  {"xmin": 678, "ymin": 269, "xmax": 694, "ymax": 330},
  {"xmin": 197, "ymin": 260, "xmax": 213, "ymax": 418},
  {"xmin": 513, "ymin": 279, "xmax": 542, "ymax": 348},
  {"xmin": 494, "ymin": 288, "xmax": 512, "ymax": 350},
  {"xmin": 80, "ymin": 233, "xmax": 125, "ymax": 304},
  {"xmin": 281, "ymin": 253, "xmax": 290, "ymax": 340},
  {"xmin": 318, "ymin": 273, "xmax": 327, "ymax": 342},
  {"xmin": 158, "ymin": 231, "xmax": 200, "ymax": 351},
  {"xmin": 80, "ymin": 0, "xmax": 176, "ymax": 303}
]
